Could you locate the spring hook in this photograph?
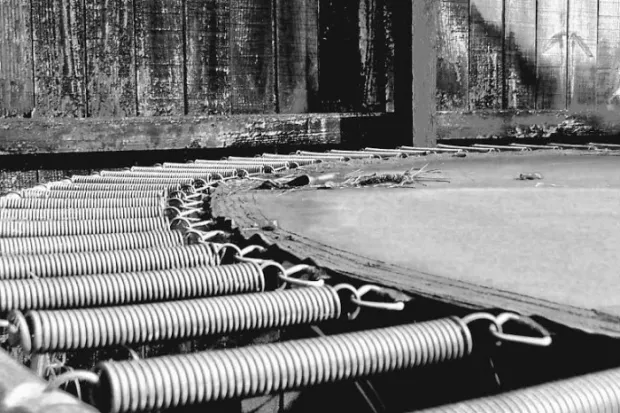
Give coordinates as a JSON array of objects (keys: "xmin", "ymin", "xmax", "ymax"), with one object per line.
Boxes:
[
  {"xmin": 490, "ymin": 313, "xmax": 552, "ymax": 347},
  {"xmin": 334, "ymin": 284, "xmax": 405, "ymax": 320},
  {"xmin": 170, "ymin": 216, "xmax": 214, "ymax": 231},
  {"xmin": 185, "ymin": 229, "xmax": 226, "ymax": 244},
  {"xmin": 45, "ymin": 370, "xmax": 100, "ymax": 393},
  {"xmin": 260, "ymin": 261, "xmax": 324, "ymax": 289},
  {"xmin": 164, "ymin": 206, "xmax": 202, "ymax": 221}
]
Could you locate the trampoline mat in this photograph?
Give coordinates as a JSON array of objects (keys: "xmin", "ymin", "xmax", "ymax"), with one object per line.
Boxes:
[{"xmin": 215, "ymin": 152, "xmax": 620, "ymax": 336}]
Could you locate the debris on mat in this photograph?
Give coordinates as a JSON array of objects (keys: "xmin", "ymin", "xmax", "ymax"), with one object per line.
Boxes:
[{"xmin": 517, "ymin": 172, "xmax": 544, "ymax": 181}]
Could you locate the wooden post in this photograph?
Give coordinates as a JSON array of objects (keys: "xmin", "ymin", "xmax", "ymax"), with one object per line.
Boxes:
[{"xmin": 411, "ymin": 0, "xmax": 438, "ymax": 146}]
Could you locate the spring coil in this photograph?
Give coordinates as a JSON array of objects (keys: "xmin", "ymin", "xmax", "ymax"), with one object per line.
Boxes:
[
  {"xmin": 223, "ymin": 157, "xmax": 296, "ymax": 169},
  {"xmin": 99, "ymin": 171, "xmax": 212, "ymax": 179},
  {"xmin": 70, "ymin": 176, "xmax": 197, "ymax": 185},
  {"xmin": 0, "ymin": 217, "xmax": 167, "ymax": 238},
  {"xmin": 0, "ymin": 262, "xmax": 264, "ymax": 311},
  {"xmin": 51, "ymin": 183, "xmax": 181, "ymax": 192},
  {"xmin": 17, "ymin": 286, "xmax": 340, "ymax": 353},
  {"xmin": 0, "ymin": 206, "xmax": 162, "ymax": 221},
  {"xmin": 0, "ymin": 196, "xmax": 164, "ymax": 209},
  {"xmin": 166, "ymin": 163, "xmax": 266, "ymax": 174},
  {"xmin": 414, "ymin": 367, "xmax": 620, "ymax": 413},
  {"xmin": 0, "ymin": 243, "xmax": 224, "ymax": 279},
  {"xmin": 94, "ymin": 317, "xmax": 472, "ymax": 413},
  {"xmin": 19, "ymin": 190, "xmax": 166, "ymax": 199},
  {"xmin": 128, "ymin": 167, "xmax": 242, "ymax": 179},
  {"xmin": 171, "ymin": 160, "xmax": 284, "ymax": 170},
  {"xmin": 258, "ymin": 154, "xmax": 324, "ymax": 165},
  {"xmin": 0, "ymin": 230, "xmax": 184, "ymax": 256}
]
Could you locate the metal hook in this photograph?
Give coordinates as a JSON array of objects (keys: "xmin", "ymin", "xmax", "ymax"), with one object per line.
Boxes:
[
  {"xmin": 351, "ymin": 285, "xmax": 406, "ymax": 312},
  {"xmin": 45, "ymin": 370, "xmax": 100, "ymax": 392},
  {"xmin": 490, "ymin": 313, "xmax": 552, "ymax": 347}
]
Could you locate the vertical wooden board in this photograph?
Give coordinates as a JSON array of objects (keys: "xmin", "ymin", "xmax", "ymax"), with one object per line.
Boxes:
[
  {"xmin": 276, "ymin": 0, "xmax": 319, "ymax": 113},
  {"xmin": 357, "ymin": 0, "xmax": 388, "ymax": 111},
  {"xmin": 436, "ymin": 0, "xmax": 469, "ymax": 111},
  {"xmin": 536, "ymin": 0, "xmax": 568, "ymax": 109},
  {"xmin": 0, "ymin": 0, "xmax": 33, "ymax": 117},
  {"xmin": 318, "ymin": 0, "xmax": 363, "ymax": 112},
  {"xmin": 135, "ymin": 0, "xmax": 185, "ymax": 116},
  {"xmin": 504, "ymin": 0, "xmax": 537, "ymax": 109},
  {"xmin": 185, "ymin": 0, "xmax": 230, "ymax": 115},
  {"xmin": 597, "ymin": 0, "xmax": 620, "ymax": 107},
  {"xmin": 383, "ymin": 0, "xmax": 395, "ymax": 112},
  {"xmin": 32, "ymin": 0, "xmax": 86, "ymax": 117},
  {"xmin": 469, "ymin": 0, "xmax": 504, "ymax": 110},
  {"xmin": 85, "ymin": 0, "xmax": 137, "ymax": 117},
  {"xmin": 567, "ymin": 0, "xmax": 597, "ymax": 109},
  {"xmin": 230, "ymin": 0, "xmax": 275, "ymax": 114}
]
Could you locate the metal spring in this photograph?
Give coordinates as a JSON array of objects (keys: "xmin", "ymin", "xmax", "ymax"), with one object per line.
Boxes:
[
  {"xmin": 0, "ymin": 262, "xmax": 264, "ymax": 311},
  {"xmin": 0, "ymin": 196, "xmax": 164, "ymax": 209},
  {"xmin": 19, "ymin": 190, "xmax": 166, "ymax": 199},
  {"xmin": 70, "ymin": 176, "xmax": 197, "ymax": 185},
  {"xmin": 51, "ymin": 183, "xmax": 182, "ymax": 192},
  {"xmin": 0, "ymin": 217, "xmax": 167, "ymax": 238},
  {"xmin": 14, "ymin": 286, "xmax": 340, "ymax": 353},
  {"xmin": 0, "ymin": 230, "xmax": 184, "ymax": 256},
  {"xmin": 0, "ymin": 206, "xmax": 162, "ymax": 221},
  {"xmin": 93, "ymin": 317, "xmax": 472, "ymax": 413},
  {"xmin": 99, "ymin": 171, "xmax": 213, "ymax": 180},
  {"xmin": 223, "ymin": 157, "xmax": 296, "ymax": 169},
  {"xmin": 414, "ymin": 366, "xmax": 620, "ymax": 413},
  {"xmin": 257, "ymin": 155, "xmax": 323, "ymax": 166},
  {"xmin": 164, "ymin": 164, "xmax": 267, "ymax": 174},
  {"xmin": 0, "ymin": 243, "xmax": 224, "ymax": 279}
]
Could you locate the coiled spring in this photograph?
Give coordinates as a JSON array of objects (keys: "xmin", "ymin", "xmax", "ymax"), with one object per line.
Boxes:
[
  {"xmin": 0, "ymin": 206, "xmax": 162, "ymax": 221},
  {"xmin": 0, "ymin": 243, "xmax": 224, "ymax": 279},
  {"xmin": 19, "ymin": 190, "xmax": 166, "ymax": 199},
  {"xmin": 0, "ymin": 262, "xmax": 264, "ymax": 311},
  {"xmin": 0, "ymin": 217, "xmax": 167, "ymax": 238},
  {"xmin": 9, "ymin": 286, "xmax": 340, "ymax": 353},
  {"xmin": 414, "ymin": 367, "xmax": 620, "ymax": 413},
  {"xmin": 93, "ymin": 317, "xmax": 471, "ymax": 413},
  {"xmin": 99, "ymin": 171, "xmax": 214, "ymax": 180},
  {"xmin": 0, "ymin": 196, "xmax": 164, "ymax": 209},
  {"xmin": 70, "ymin": 176, "xmax": 197, "ymax": 186},
  {"xmin": 0, "ymin": 230, "xmax": 184, "ymax": 256}
]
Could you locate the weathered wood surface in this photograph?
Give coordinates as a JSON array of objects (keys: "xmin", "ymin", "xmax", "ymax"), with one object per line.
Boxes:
[
  {"xmin": 276, "ymin": 0, "xmax": 319, "ymax": 113},
  {"xmin": 504, "ymin": 0, "xmax": 537, "ymax": 109},
  {"xmin": 411, "ymin": 0, "xmax": 438, "ymax": 147},
  {"xmin": 436, "ymin": 109, "xmax": 620, "ymax": 139},
  {"xmin": 86, "ymin": 0, "xmax": 137, "ymax": 117},
  {"xmin": 135, "ymin": 0, "xmax": 185, "ymax": 116},
  {"xmin": 31, "ymin": 0, "xmax": 86, "ymax": 117},
  {"xmin": 536, "ymin": 0, "xmax": 568, "ymax": 109},
  {"xmin": 469, "ymin": 0, "xmax": 504, "ymax": 110},
  {"xmin": 0, "ymin": 113, "xmax": 388, "ymax": 155},
  {"xmin": 567, "ymin": 0, "xmax": 598, "ymax": 109},
  {"xmin": 436, "ymin": 0, "xmax": 469, "ymax": 110},
  {"xmin": 0, "ymin": 0, "xmax": 33, "ymax": 117},
  {"xmin": 230, "ymin": 0, "xmax": 275, "ymax": 114},
  {"xmin": 185, "ymin": 0, "xmax": 230, "ymax": 115},
  {"xmin": 597, "ymin": 0, "xmax": 620, "ymax": 108}
]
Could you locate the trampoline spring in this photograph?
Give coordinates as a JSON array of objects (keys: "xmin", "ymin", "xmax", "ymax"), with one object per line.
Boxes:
[
  {"xmin": 8, "ymin": 286, "xmax": 341, "ymax": 353},
  {"xmin": 0, "ymin": 243, "xmax": 225, "ymax": 279},
  {"xmin": 259, "ymin": 154, "xmax": 324, "ymax": 165},
  {"xmin": 19, "ymin": 189, "xmax": 166, "ymax": 199},
  {"xmin": 130, "ymin": 167, "xmax": 241, "ymax": 179},
  {"xmin": 0, "ymin": 230, "xmax": 184, "ymax": 256},
  {"xmin": 328, "ymin": 150, "xmax": 387, "ymax": 159},
  {"xmin": 99, "ymin": 171, "xmax": 213, "ymax": 180},
  {"xmin": 55, "ymin": 183, "xmax": 184, "ymax": 192},
  {"xmin": 224, "ymin": 157, "xmax": 297, "ymax": 169},
  {"xmin": 0, "ymin": 217, "xmax": 168, "ymax": 238},
  {"xmin": 70, "ymin": 175, "xmax": 198, "ymax": 186},
  {"xmin": 0, "ymin": 196, "xmax": 165, "ymax": 209},
  {"xmin": 413, "ymin": 366, "xmax": 620, "ymax": 413},
  {"xmin": 0, "ymin": 262, "xmax": 265, "ymax": 312},
  {"xmin": 179, "ymin": 163, "xmax": 267, "ymax": 174},
  {"xmin": 91, "ymin": 317, "xmax": 473, "ymax": 413},
  {"xmin": 0, "ymin": 206, "xmax": 162, "ymax": 221}
]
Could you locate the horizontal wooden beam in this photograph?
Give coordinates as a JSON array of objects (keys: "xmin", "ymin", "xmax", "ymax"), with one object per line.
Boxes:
[
  {"xmin": 0, "ymin": 113, "xmax": 389, "ymax": 155},
  {"xmin": 436, "ymin": 109, "xmax": 620, "ymax": 139}
]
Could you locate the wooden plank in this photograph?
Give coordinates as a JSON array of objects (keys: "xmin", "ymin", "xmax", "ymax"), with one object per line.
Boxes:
[
  {"xmin": 85, "ymin": 0, "xmax": 137, "ymax": 117},
  {"xmin": 185, "ymin": 0, "xmax": 230, "ymax": 115},
  {"xmin": 0, "ymin": 113, "xmax": 389, "ymax": 155},
  {"xmin": 276, "ymin": 0, "xmax": 319, "ymax": 113},
  {"xmin": 230, "ymin": 0, "xmax": 275, "ymax": 114},
  {"xmin": 134, "ymin": 0, "xmax": 185, "ymax": 116},
  {"xmin": 436, "ymin": 0, "xmax": 469, "ymax": 110},
  {"xmin": 0, "ymin": 0, "xmax": 33, "ymax": 117},
  {"xmin": 469, "ymin": 0, "xmax": 504, "ymax": 109},
  {"xmin": 412, "ymin": 0, "xmax": 438, "ymax": 146},
  {"xmin": 567, "ymin": 0, "xmax": 598, "ymax": 109},
  {"xmin": 357, "ymin": 0, "xmax": 387, "ymax": 111},
  {"xmin": 435, "ymin": 109, "xmax": 620, "ymax": 139},
  {"xmin": 384, "ymin": 0, "xmax": 396, "ymax": 112},
  {"xmin": 504, "ymin": 0, "xmax": 537, "ymax": 109},
  {"xmin": 31, "ymin": 0, "xmax": 86, "ymax": 117},
  {"xmin": 536, "ymin": 0, "xmax": 568, "ymax": 109},
  {"xmin": 596, "ymin": 0, "xmax": 620, "ymax": 108}
]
